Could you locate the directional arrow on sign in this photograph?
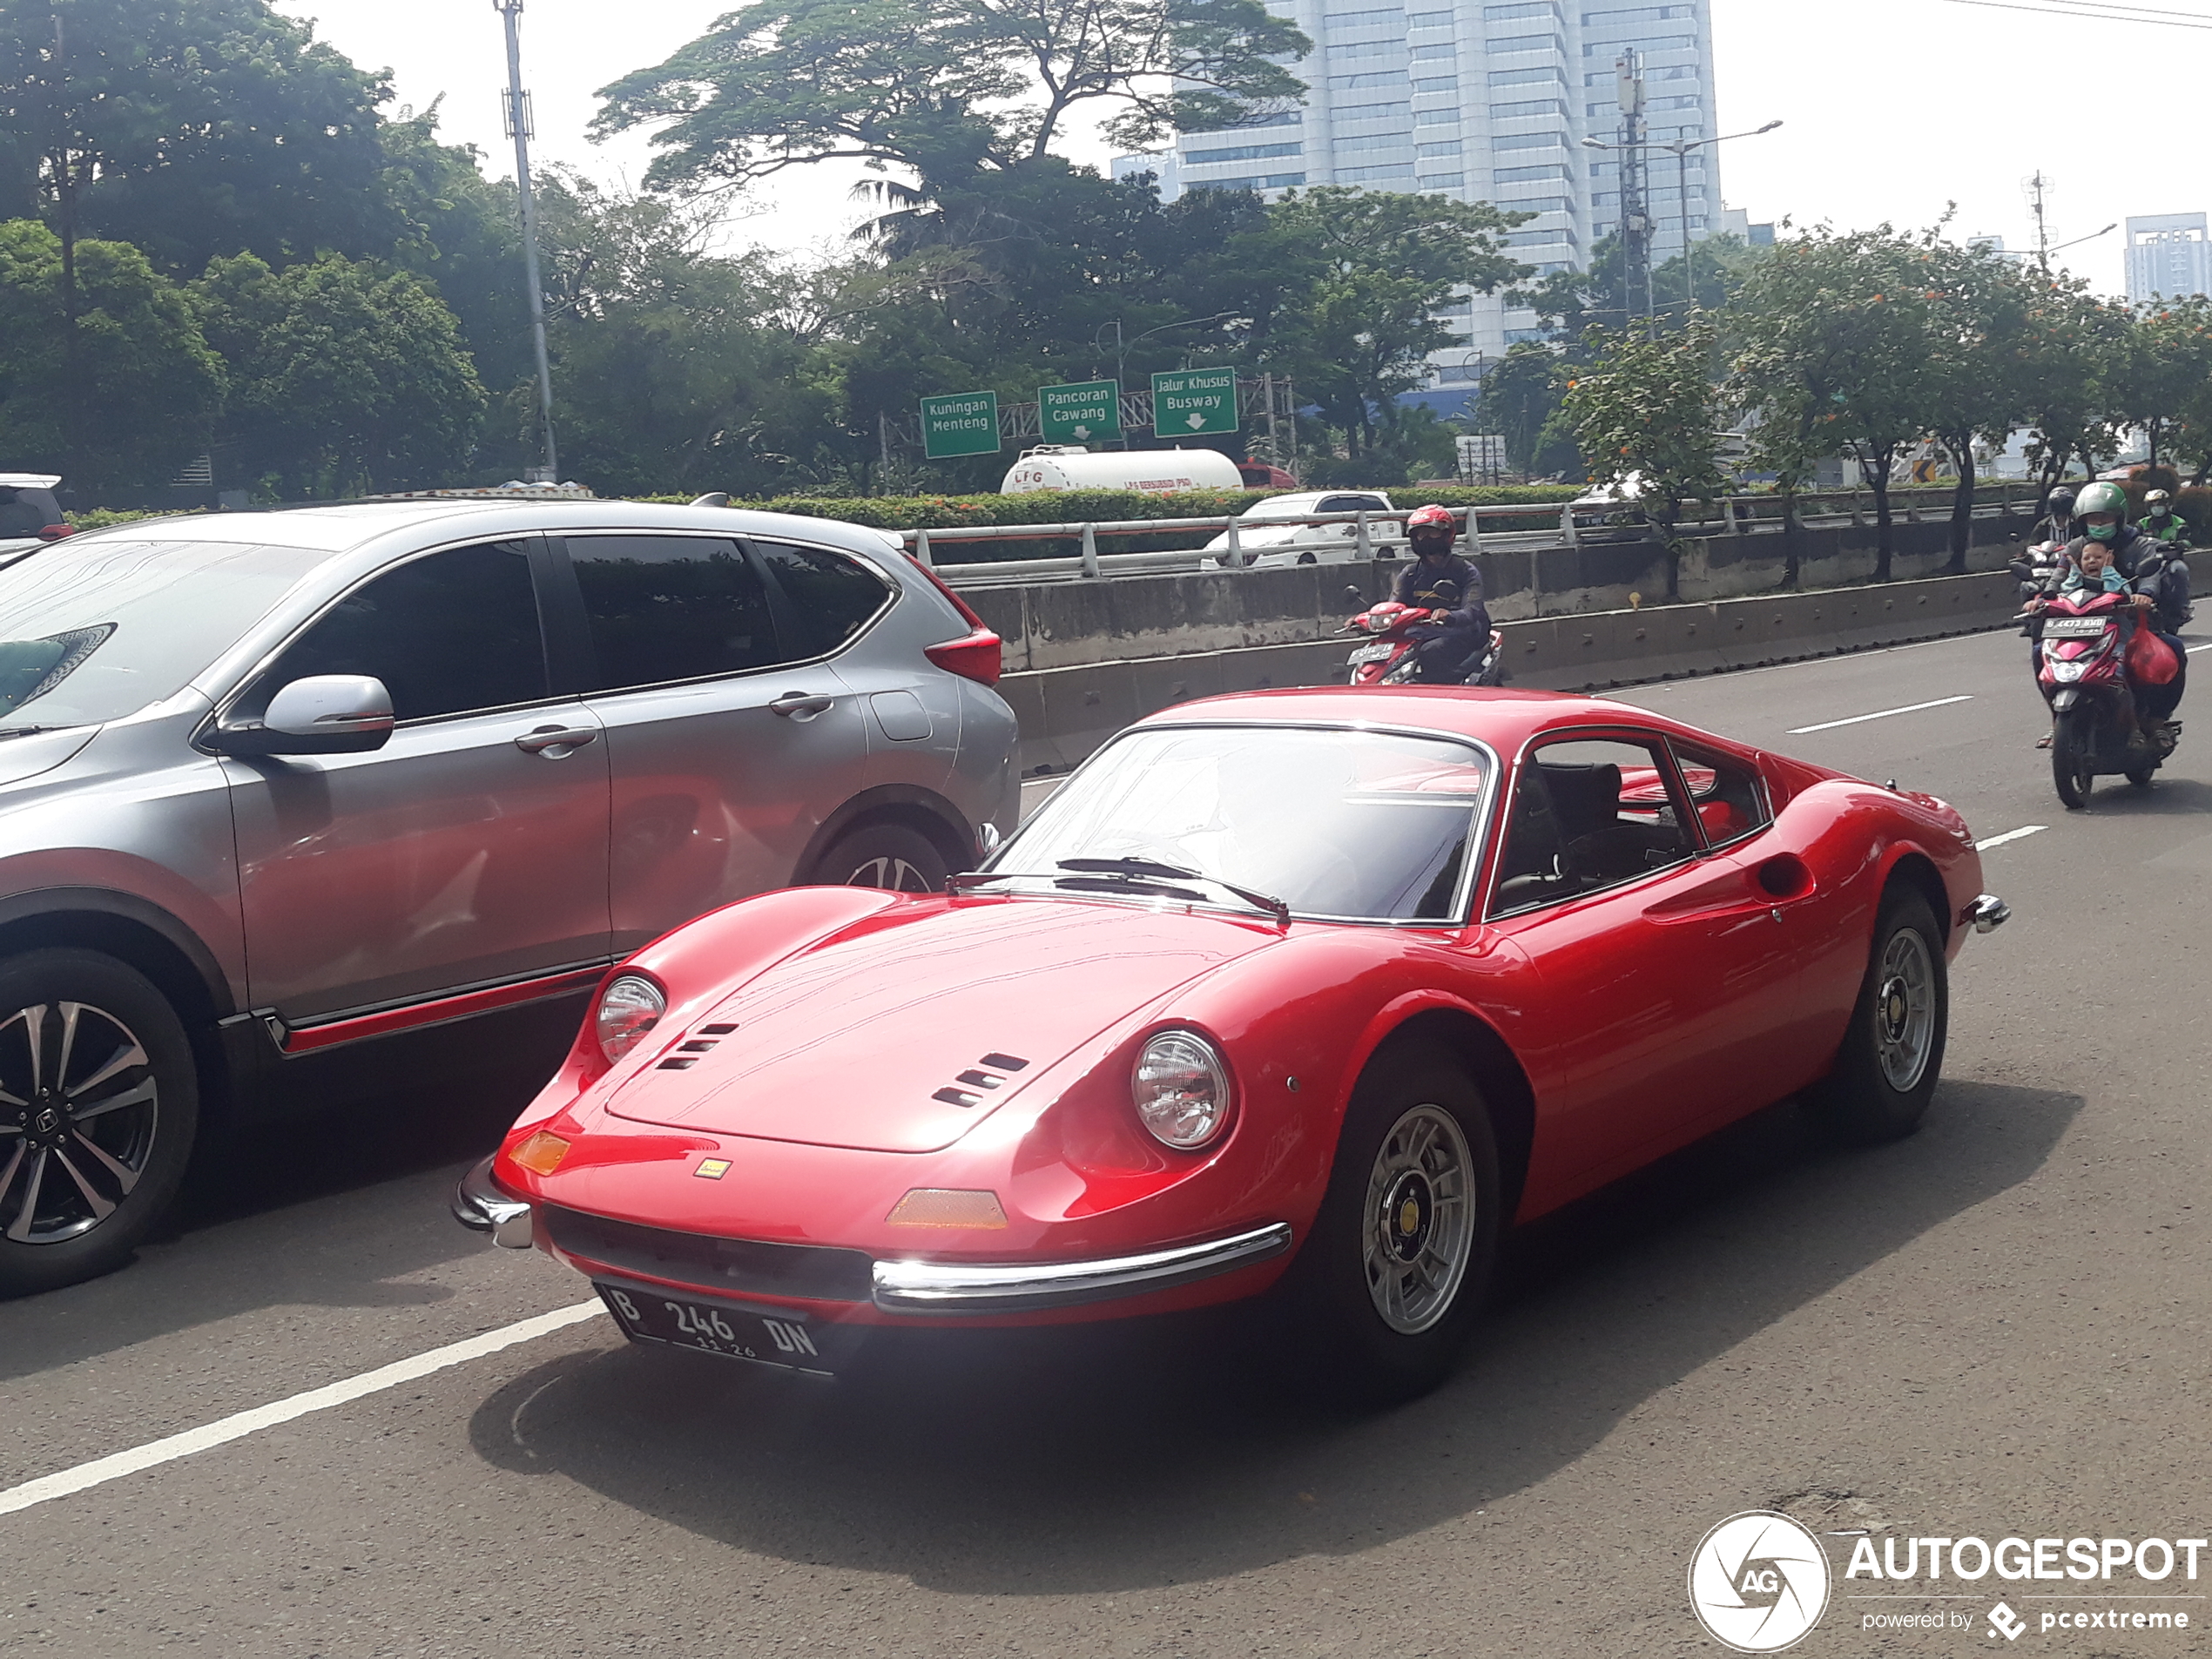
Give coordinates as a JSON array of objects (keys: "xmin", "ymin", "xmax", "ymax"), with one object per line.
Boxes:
[
  {"xmin": 1071, "ymin": 424, "xmax": 1090, "ymax": 440},
  {"xmin": 1186, "ymin": 413, "xmax": 1207, "ymax": 430}
]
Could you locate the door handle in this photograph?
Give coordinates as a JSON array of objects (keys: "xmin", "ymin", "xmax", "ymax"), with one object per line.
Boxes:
[
  {"xmin": 514, "ymin": 725, "xmax": 600, "ymax": 754},
  {"xmin": 768, "ymin": 692, "xmax": 835, "ymax": 718}
]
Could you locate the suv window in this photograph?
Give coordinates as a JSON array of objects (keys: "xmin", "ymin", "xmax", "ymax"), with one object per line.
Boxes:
[
  {"xmin": 751, "ymin": 540, "xmax": 891, "ymax": 659},
  {"xmin": 567, "ymin": 535, "xmax": 779, "ymax": 691},
  {"xmin": 261, "ymin": 540, "xmax": 547, "ymax": 722},
  {"xmin": 1670, "ymin": 741, "xmax": 1771, "ymax": 847},
  {"xmin": 0, "ymin": 487, "xmax": 62, "ymax": 539},
  {"xmin": 1318, "ymin": 495, "xmax": 1388, "ymax": 515},
  {"xmin": 1492, "ymin": 737, "xmax": 1694, "ymax": 914}
]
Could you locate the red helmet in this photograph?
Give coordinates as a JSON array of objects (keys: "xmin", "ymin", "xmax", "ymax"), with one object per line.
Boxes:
[{"xmin": 1408, "ymin": 504, "xmax": 1454, "ymax": 533}]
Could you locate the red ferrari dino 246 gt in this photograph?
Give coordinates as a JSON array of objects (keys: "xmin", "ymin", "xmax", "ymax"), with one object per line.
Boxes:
[{"xmin": 457, "ymin": 687, "xmax": 2008, "ymax": 1399}]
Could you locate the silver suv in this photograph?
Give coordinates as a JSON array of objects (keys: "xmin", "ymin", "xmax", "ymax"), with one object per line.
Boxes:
[{"xmin": 0, "ymin": 499, "xmax": 1017, "ymax": 1295}]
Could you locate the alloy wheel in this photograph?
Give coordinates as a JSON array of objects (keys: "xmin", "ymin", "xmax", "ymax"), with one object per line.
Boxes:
[
  {"xmin": 0, "ymin": 1001, "xmax": 160, "ymax": 1245},
  {"xmin": 842, "ymin": 855, "xmax": 934, "ymax": 893},
  {"xmin": 1360, "ymin": 1103, "xmax": 1475, "ymax": 1335},
  {"xmin": 1873, "ymin": 928, "xmax": 1936, "ymax": 1094}
]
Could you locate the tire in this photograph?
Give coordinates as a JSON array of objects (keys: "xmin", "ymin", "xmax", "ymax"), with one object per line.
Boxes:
[
  {"xmin": 2127, "ymin": 765, "xmax": 2156, "ymax": 789},
  {"xmin": 2052, "ymin": 708, "xmax": 2094, "ymax": 810},
  {"xmin": 0, "ymin": 949, "xmax": 199, "ymax": 1298},
  {"xmin": 1296, "ymin": 551, "xmax": 1318, "ymax": 565},
  {"xmin": 813, "ymin": 821, "xmax": 951, "ymax": 894},
  {"xmin": 1280, "ymin": 1042, "xmax": 1501, "ymax": 1405},
  {"xmin": 1804, "ymin": 888, "xmax": 1947, "ymax": 1147}
]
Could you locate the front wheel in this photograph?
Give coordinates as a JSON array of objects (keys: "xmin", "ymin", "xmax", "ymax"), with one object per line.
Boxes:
[
  {"xmin": 0, "ymin": 949, "xmax": 199, "ymax": 1298},
  {"xmin": 2052, "ymin": 707, "xmax": 2095, "ymax": 809},
  {"xmin": 1804, "ymin": 888, "xmax": 1947, "ymax": 1146},
  {"xmin": 1280, "ymin": 1043, "xmax": 1501, "ymax": 1405},
  {"xmin": 813, "ymin": 821, "xmax": 951, "ymax": 893}
]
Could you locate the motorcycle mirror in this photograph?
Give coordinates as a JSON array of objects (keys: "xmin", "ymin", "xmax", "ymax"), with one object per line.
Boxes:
[{"xmin": 1344, "ymin": 585, "xmax": 1363, "ymax": 603}]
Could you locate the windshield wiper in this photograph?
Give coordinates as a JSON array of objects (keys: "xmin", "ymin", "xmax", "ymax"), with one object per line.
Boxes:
[
  {"xmin": 1055, "ymin": 858, "xmax": 1292, "ymax": 927},
  {"xmin": 0, "ymin": 725, "xmax": 65, "ymax": 739}
]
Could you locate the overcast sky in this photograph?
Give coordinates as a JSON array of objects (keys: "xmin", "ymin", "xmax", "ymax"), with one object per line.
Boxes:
[{"xmin": 274, "ymin": 0, "xmax": 2212, "ymax": 292}]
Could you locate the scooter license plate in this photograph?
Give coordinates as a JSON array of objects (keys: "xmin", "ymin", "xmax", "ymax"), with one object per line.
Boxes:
[
  {"xmin": 2041, "ymin": 617, "xmax": 2108, "ymax": 639},
  {"xmin": 1349, "ymin": 643, "xmax": 1397, "ymax": 664}
]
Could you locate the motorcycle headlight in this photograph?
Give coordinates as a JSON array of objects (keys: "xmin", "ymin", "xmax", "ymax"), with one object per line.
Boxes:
[
  {"xmin": 595, "ymin": 974, "xmax": 666, "ymax": 1062},
  {"xmin": 2052, "ymin": 659, "xmax": 2087, "ymax": 684},
  {"xmin": 1131, "ymin": 1029, "xmax": 1232, "ymax": 1149}
]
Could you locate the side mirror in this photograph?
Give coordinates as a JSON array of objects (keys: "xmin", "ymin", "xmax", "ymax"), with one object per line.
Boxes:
[{"xmin": 210, "ymin": 674, "xmax": 395, "ymax": 757}]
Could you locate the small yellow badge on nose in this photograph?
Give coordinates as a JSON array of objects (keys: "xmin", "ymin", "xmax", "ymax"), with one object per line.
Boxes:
[{"xmin": 694, "ymin": 1158, "xmax": 732, "ymax": 1180}]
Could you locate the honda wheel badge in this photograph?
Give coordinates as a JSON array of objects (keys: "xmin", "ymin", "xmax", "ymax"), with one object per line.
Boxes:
[{"xmin": 1688, "ymin": 1510, "xmax": 1831, "ymax": 1652}]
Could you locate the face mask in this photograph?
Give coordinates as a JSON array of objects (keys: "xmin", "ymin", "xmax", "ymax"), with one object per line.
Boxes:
[{"xmin": 2087, "ymin": 522, "xmax": 2119, "ymax": 542}]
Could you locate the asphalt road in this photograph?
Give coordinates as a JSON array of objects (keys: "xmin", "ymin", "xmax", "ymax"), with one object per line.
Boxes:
[{"xmin": 3, "ymin": 624, "xmax": 2209, "ymax": 1658}]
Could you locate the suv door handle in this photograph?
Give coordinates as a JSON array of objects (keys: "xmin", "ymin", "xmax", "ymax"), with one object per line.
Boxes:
[
  {"xmin": 514, "ymin": 725, "xmax": 600, "ymax": 754},
  {"xmin": 768, "ymin": 692, "xmax": 835, "ymax": 718}
]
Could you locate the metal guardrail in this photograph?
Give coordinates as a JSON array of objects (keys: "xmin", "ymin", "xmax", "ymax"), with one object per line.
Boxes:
[{"xmin": 902, "ymin": 485, "xmax": 2033, "ymax": 587}]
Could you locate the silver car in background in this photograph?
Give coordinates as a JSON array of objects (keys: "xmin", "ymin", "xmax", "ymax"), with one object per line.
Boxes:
[
  {"xmin": 1205, "ymin": 489, "xmax": 1402, "ymax": 569},
  {"xmin": 0, "ymin": 499, "xmax": 1016, "ymax": 1295}
]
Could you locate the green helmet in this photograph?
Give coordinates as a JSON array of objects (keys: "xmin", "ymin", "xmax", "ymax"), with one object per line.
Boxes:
[{"xmin": 2074, "ymin": 480, "xmax": 2129, "ymax": 521}]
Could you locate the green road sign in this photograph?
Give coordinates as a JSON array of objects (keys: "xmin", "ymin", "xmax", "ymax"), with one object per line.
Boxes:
[
  {"xmin": 919, "ymin": 391, "xmax": 1001, "ymax": 459},
  {"xmin": 1037, "ymin": 379, "xmax": 1122, "ymax": 444},
  {"xmin": 1151, "ymin": 367, "xmax": 1239, "ymax": 436}
]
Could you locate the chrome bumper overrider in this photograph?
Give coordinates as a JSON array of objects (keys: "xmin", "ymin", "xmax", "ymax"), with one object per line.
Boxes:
[
  {"xmin": 452, "ymin": 1156, "xmax": 535, "ymax": 1249},
  {"xmin": 870, "ymin": 1221, "xmax": 1294, "ymax": 1315},
  {"xmin": 1969, "ymin": 894, "xmax": 2011, "ymax": 935}
]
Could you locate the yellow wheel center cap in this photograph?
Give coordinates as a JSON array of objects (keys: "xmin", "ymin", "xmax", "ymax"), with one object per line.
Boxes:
[{"xmin": 1399, "ymin": 1197, "xmax": 1421, "ymax": 1235}]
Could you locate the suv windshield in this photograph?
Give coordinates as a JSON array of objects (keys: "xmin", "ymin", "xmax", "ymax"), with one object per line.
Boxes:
[
  {"xmin": 995, "ymin": 725, "xmax": 1494, "ymax": 921},
  {"xmin": 0, "ymin": 538, "xmax": 322, "ymax": 729}
]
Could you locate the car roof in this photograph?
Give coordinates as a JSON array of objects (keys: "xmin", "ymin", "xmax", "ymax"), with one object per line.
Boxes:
[{"xmin": 1135, "ymin": 685, "xmax": 1746, "ymax": 758}]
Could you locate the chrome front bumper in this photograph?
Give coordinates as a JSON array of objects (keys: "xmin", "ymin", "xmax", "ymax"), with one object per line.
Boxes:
[
  {"xmin": 1969, "ymin": 893, "xmax": 2011, "ymax": 935},
  {"xmin": 870, "ymin": 1221, "xmax": 1294, "ymax": 1315},
  {"xmin": 452, "ymin": 1156, "xmax": 535, "ymax": 1249}
]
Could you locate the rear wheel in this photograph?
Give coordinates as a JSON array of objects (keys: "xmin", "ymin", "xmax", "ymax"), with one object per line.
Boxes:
[
  {"xmin": 0, "ymin": 949, "xmax": 199, "ymax": 1298},
  {"xmin": 2127, "ymin": 764, "xmax": 2156, "ymax": 789},
  {"xmin": 2052, "ymin": 708, "xmax": 2095, "ymax": 809},
  {"xmin": 1281, "ymin": 1043, "xmax": 1501, "ymax": 1405},
  {"xmin": 813, "ymin": 821, "xmax": 951, "ymax": 893},
  {"xmin": 1804, "ymin": 889, "xmax": 1947, "ymax": 1146}
]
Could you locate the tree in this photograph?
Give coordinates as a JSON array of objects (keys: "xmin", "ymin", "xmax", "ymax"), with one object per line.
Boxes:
[
  {"xmin": 1914, "ymin": 234, "xmax": 2035, "ymax": 573},
  {"xmin": 2112, "ymin": 297, "xmax": 2212, "ymax": 476},
  {"xmin": 192, "ymin": 253, "xmax": 485, "ymax": 498},
  {"xmin": 592, "ymin": 0, "xmax": 1310, "ymax": 197},
  {"xmin": 1264, "ymin": 188, "xmax": 1529, "ymax": 457},
  {"xmin": 0, "ymin": 0, "xmax": 396, "ymax": 275},
  {"xmin": 1728, "ymin": 226, "xmax": 1948, "ymax": 581},
  {"xmin": 1520, "ymin": 233, "xmax": 1759, "ymax": 341},
  {"xmin": 1474, "ymin": 341, "xmax": 1578, "ymax": 479},
  {"xmin": 2014, "ymin": 279, "xmax": 2129, "ymax": 493},
  {"xmin": 1561, "ymin": 315, "xmax": 1727, "ymax": 599},
  {"xmin": 0, "ymin": 219, "xmax": 221, "ymax": 501}
]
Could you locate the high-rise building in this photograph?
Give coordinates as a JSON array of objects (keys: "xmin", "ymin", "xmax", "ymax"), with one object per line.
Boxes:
[
  {"xmin": 1167, "ymin": 0, "xmax": 1723, "ymax": 378},
  {"xmin": 2125, "ymin": 214, "xmax": 2212, "ymax": 304}
]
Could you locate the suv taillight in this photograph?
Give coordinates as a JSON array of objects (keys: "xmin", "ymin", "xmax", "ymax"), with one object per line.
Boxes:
[
  {"xmin": 37, "ymin": 524, "xmax": 72, "ymax": 542},
  {"xmin": 924, "ymin": 629, "xmax": 1004, "ymax": 687}
]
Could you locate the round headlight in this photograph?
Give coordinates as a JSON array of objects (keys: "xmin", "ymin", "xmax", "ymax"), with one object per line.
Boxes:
[
  {"xmin": 1131, "ymin": 1029, "xmax": 1232, "ymax": 1149},
  {"xmin": 2053, "ymin": 659, "xmax": 2086, "ymax": 683},
  {"xmin": 595, "ymin": 974, "xmax": 665, "ymax": 1062}
]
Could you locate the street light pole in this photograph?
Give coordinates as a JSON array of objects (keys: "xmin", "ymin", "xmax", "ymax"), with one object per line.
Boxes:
[
  {"xmin": 1587, "ymin": 119, "xmax": 1782, "ymax": 323},
  {"xmin": 496, "ymin": 0, "xmax": 558, "ymax": 484}
]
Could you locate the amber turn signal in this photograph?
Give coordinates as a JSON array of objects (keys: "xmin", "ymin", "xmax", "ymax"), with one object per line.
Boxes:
[
  {"xmin": 509, "ymin": 1130, "xmax": 573, "ymax": 1177},
  {"xmin": 886, "ymin": 1188, "xmax": 1008, "ymax": 1229}
]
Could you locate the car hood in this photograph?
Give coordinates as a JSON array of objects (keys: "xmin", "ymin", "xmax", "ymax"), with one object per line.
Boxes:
[{"xmin": 603, "ymin": 898, "xmax": 1282, "ymax": 1153}]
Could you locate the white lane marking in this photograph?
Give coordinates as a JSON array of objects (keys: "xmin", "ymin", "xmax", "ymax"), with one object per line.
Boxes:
[
  {"xmin": 1787, "ymin": 695, "xmax": 1974, "ymax": 735},
  {"xmin": 2188, "ymin": 644, "xmax": 2212, "ymax": 654},
  {"xmin": 0, "ymin": 1299, "xmax": 605, "ymax": 1519},
  {"xmin": 1974, "ymin": 825, "xmax": 2048, "ymax": 852}
]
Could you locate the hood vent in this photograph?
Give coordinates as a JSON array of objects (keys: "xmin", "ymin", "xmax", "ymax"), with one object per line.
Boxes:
[
  {"xmin": 658, "ymin": 1022, "xmax": 738, "ymax": 1071},
  {"xmin": 931, "ymin": 1052, "xmax": 1030, "ymax": 1109}
]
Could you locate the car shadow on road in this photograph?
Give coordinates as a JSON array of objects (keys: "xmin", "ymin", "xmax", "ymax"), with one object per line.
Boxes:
[{"xmin": 462, "ymin": 1077, "xmax": 2080, "ymax": 1594}]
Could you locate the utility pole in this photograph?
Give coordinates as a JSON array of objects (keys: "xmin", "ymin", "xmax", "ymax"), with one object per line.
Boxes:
[
  {"xmin": 496, "ymin": 0, "xmax": 559, "ymax": 483},
  {"xmin": 1615, "ymin": 51, "xmax": 1653, "ymax": 337},
  {"xmin": 48, "ymin": 14, "xmax": 81, "ymax": 482},
  {"xmin": 2027, "ymin": 171, "xmax": 2054, "ymax": 274}
]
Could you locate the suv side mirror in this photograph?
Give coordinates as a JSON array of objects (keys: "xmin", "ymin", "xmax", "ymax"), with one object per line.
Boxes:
[{"xmin": 210, "ymin": 675, "xmax": 395, "ymax": 757}]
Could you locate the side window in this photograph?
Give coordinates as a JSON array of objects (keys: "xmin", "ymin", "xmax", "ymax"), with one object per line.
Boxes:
[
  {"xmin": 260, "ymin": 540, "xmax": 546, "ymax": 722},
  {"xmin": 750, "ymin": 540, "xmax": 892, "ymax": 659},
  {"xmin": 1670, "ymin": 742, "xmax": 1772, "ymax": 848},
  {"xmin": 567, "ymin": 535, "xmax": 779, "ymax": 691},
  {"xmin": 1492, "ymin": 737, "xmax": 1695, "ymax": 914},
  {"xmin": 1318, "ymin": 495, "xmax": 1386, "ymax": 516}
]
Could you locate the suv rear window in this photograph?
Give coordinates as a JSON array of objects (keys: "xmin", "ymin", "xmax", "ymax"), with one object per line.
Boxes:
[
  {"xmin": 567, "ymin": 534, "xmax": 781, "ymax": 691},
  {"xmin": 750, "ymin": 541, "xmax": 890, "ymax": 659},
  {"xmin": 0, "ymin": 487, "xmax": 62, "ymax": 539}
]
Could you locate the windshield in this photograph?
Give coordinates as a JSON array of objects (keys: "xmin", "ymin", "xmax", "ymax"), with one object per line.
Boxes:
[
  {"xmin": 0, "ymin": 538, "xmax": 322, "ymax": 728},
  {"xmin": 996, "ymin": 725, "xmax": 1494, "ymax": 922},
  {"xmin": 1240, "ymin": 496, "xmax": 1325, "ymax": 523}
]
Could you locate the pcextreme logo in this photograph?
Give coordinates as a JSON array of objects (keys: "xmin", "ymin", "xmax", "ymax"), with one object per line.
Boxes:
[{"xmin": 1689, "ymin": 1510, "xmax": 1833, "ymax": 1653}]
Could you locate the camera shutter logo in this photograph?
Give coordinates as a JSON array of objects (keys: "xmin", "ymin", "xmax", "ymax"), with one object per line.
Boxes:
[{"xmin": 1688, "ymin": 1511, "xmax": 1832, "ymax": 1652}]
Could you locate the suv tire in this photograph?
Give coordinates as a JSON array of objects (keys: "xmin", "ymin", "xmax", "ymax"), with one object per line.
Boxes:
[
  {"xmin": 814, "ymin": 821, "xmax": 951, "ymax": 894},
  {"xmin": 0, "ymin": 948, "xmax": 199, "ymax": 1298}
]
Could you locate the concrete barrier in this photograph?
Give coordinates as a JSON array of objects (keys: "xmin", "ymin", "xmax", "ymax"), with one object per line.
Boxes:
[{"xmin": 1001, "ymin": 570, "xmax": 2024, "ymax": 774}]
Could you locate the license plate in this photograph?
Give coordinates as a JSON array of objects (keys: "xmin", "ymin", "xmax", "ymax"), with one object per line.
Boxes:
[
  {"xmin": 1349, "ymin": 642, "xmax": 1397, "ymax": 664},
  {"xmin": 595, "ymin": 1279, "xmax": 846, "ymax": 1376},
  {"xmin": 2041, "ymin": 617, "xmax": 2109, "ymax": 638}
]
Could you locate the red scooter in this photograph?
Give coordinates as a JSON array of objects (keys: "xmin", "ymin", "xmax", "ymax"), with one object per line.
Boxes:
[
  {"xmin": 2028, "ymin": 588, "xmax": 2181, "ymax": 807},
  {"xmin": 1339, "ymin": 583, "xmax": 1506, "ymax": 687}
]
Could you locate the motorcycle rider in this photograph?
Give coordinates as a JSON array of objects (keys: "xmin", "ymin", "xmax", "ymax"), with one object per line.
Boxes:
[
  {"xmin": 2141, "ymin": 489, "xmax": 2190, "ymax": 549},
  {"xmin": 2031, "ymin": 484, "xmax": 2079, "ymax": 548},
  {"xmin": 1391, "ymin": 504, "xmax": 1492, "ymax": 684},
  {"xmin": 2029, "ymin": 480, "xmax": 2188, "ymax": 738}
]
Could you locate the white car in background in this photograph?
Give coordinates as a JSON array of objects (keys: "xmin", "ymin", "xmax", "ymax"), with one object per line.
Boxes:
[{"xmin": 1206, "ymin": 490, "xmax": 1402, "ymax": 568}]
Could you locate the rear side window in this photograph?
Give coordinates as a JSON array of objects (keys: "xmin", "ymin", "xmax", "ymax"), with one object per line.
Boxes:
[
  {"xmin": 1670, "ymin": 742, "xmax": 1771, "ymax": 847},
  {"xmin": 1492, "ymin": 737, "xmax": 1695, "ymax": 914},
  {"xmin": 750, "ymin": 540, "xmax": 891, "ymax": 659},
  {"xmin": 567, "ymin": 535, "xmax": 779, "ymax": 691},
  {"xmin": 262, "ymin": 540, "xmax": 547, "ymax": 722}
]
